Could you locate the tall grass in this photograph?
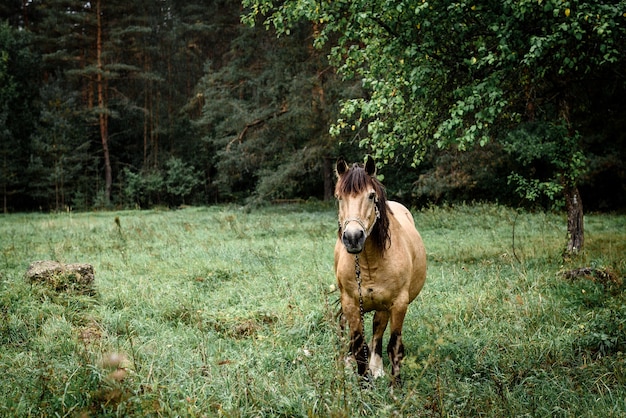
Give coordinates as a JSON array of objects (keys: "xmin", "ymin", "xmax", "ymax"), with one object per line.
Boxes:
[{"xmin": 1, "ymin": 204, "xmax": 624, "ymax": 417}]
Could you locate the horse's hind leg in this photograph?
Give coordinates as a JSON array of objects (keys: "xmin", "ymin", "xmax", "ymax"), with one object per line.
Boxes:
[
  {"xmin": 370, "ymin": 310, "xmax": 389, "ymax": 378},
  {"xmin": 388, "ymin": 305, "xmax": 408, "ymax": 386}
]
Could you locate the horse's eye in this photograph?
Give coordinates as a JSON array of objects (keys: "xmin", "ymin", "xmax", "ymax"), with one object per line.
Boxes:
[{"xmin": 368, "ymin": 192, "xmax": 376, "ymax": 200}]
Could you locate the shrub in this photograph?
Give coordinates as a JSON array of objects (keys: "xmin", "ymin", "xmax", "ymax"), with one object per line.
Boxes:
[{"xmin": 164, "ymin": 157, "xmax": 201, "ymax": 205}]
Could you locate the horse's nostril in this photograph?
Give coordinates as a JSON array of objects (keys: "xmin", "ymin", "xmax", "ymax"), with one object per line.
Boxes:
[{"xmin": 342, "ymin": 229, "xmax": 365, "ymax": 252}]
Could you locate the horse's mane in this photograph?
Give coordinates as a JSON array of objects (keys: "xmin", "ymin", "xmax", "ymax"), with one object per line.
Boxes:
[{"xmin": 336, "ymin": 163, "xmax": 391, "ymax": 254}]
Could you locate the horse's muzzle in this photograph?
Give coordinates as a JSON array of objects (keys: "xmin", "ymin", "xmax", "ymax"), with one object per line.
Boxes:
[{"xmin": 342, "ymin": 229, "xmax": 365, "ymax": 254}]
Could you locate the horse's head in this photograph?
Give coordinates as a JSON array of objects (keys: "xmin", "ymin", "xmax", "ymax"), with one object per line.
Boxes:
[{"xmin": 335, "ymin": 157, "xmax": 390, "ymax": 254}]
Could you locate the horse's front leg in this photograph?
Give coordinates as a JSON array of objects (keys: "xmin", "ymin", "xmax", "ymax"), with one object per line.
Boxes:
[
  {"xmin": 388, "ymin": 304, "xmax": 408, "ymax": 386},
  {"xmin": 341, "ymin": 296, "xmax": 369, "ymax": 379},
  {"xmin": 370, "ymin": 310, "xmax": 389, "ymax": 378}
]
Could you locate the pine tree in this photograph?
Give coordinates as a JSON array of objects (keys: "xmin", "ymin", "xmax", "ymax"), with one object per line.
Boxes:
[
  {"xmin": 193, "ymin": 18, "xmax": 346, "ymax": 202},
  {"xmin": 0, "ymin": 22, "xmax": 40, "ymax": 212}
]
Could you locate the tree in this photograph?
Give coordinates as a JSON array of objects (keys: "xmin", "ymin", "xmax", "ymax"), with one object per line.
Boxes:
[
  {"xmin": 243, "ymin": 0, "xmax": 626, "ymax": 253},
  {"xmin": 94, "ymin": 0, "xmax": 113, "ymax": 205},
  {"xmin": 28, "ymin": 81, "xmax": 91, "ymax": 211},
  {"xmin": 192, "ymin": 17, "xmax": 346, "ymax": 203},
  {"xmin": 0, "ymin": 22, "xmax": 40, "ymax": 212},
  {"xmin": 32, "ymin": 0, "xmax": 117, "ymax": 205}
]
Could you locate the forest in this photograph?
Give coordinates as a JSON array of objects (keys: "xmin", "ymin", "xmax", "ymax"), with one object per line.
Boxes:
[{"xmin": 1, "ymin": 0, "xmax": 625, "ymax": 214}]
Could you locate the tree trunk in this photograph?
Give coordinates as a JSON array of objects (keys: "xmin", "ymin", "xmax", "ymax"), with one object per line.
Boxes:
[
  {"xmin": 323, "ymin": 157, "xmax": 334, "ymax": 201},
  {"xmin": 2, "ymin": 153, "xmax": 6, "ymax": 213},
  {"xmin": 2, "ymin": 178, "xmax": 6, "ymax": 214},
  {"xmin": 564, "ymin": 184, "xmax": 584, "ymax": 254},
  {"xmin": 143, "ymin": 77, "xmax": 149, "ymax": 168},
  {"xmin": 96, "ymin": 0, "xmax": 112, "ymax": 205},
  {"xmin": 559, "ymin": 97, "xmax": 584, "ymax": 255}
]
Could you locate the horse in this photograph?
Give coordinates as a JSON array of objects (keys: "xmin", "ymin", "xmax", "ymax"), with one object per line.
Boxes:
[{"xmin": 334, "ymin": 157, "xmax": 427, "ymax": 385}]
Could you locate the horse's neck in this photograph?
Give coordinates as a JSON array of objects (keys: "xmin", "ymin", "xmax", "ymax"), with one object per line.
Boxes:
[{"xmin": 360, "ymin": 239, "xmax": 382, "ymax": 269}]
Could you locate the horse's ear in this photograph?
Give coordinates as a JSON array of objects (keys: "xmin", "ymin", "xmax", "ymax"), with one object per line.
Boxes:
[
  {"xmin": 365, "ymin": 156, "xmax": 376, "ymax": 176},
  {"xmin": 336, "ymin": 158, "xmax": 349, "ymax": 177}
]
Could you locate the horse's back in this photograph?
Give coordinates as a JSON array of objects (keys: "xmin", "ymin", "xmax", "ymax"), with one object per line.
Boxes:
[
  {"xmin": 388, "ymin": 201, "xmax": 427, "ymax": 301},
  {"xmin": 388, "ymin": 201, "xmax": 416, "ymax": 230}
]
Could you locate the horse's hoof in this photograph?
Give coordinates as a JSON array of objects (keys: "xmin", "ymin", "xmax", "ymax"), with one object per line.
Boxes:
[
  {"xmin": 343, "ymin": 355, "xmax": 354, "ymax": 368},
  {"xmin": 390, "ymin": 375, "xmax": 403, "ymax": 388},
  {"xmin": 370, "ymin": 366, "xmax": 385, "ymax": 379},
  {"xmin": 359, "ymin": 373, "xmax": 373, "ymax": 388}
]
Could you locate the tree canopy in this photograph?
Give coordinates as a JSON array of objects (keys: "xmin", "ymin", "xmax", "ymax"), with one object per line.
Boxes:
[
  {"xmin": 243, "ymin": 0, "xmax": 626, "ymax": 250},
  {"xmin": 244, "ymin": 0, "xmax": 625, "ymax": 163}
]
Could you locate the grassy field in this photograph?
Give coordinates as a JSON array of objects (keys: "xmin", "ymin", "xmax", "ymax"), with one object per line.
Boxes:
[{"xmin": 1, "ymin": 203, "xmax": 624, "ymax": 417}]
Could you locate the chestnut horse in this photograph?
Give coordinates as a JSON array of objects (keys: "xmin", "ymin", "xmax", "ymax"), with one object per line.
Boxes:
[{"xmin": 334, "ymin": 157, "xmax": 426, "ymax": 385}]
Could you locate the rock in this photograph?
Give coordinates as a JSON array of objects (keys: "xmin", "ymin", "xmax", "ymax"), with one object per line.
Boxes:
[{"xmin": 26, "ymin": 260, "xmax": 95, "ymax": 294}]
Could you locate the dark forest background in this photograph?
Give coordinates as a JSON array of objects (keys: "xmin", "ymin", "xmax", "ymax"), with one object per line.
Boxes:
[{"xmin": 1, "ymin": 0, "xmax": 624, "ymax": 212}]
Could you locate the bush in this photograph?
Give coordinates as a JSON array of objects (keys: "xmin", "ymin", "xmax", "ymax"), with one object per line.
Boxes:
[
  {"xmin": 165, "ymin": 157, "xmax": 201, "ymax": 205},
  {"xmin": 122, "ymin": 168, "xmax": 165, "ymax": 208},
  {"xmin": 122, "ymin": 157, "xmax": 201, "ymax": 208}
]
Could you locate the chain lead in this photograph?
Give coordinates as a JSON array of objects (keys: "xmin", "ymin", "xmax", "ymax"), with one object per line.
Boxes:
[{"xmin": 354, "ymin": 254, "xmax": 369, "ymax": 372}]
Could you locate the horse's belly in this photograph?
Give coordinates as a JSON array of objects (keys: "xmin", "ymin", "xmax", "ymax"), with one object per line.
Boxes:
[
  {"xmin": 364, "ymin": 282, "xmax": 412, "ymax": 311},
  {"xmin": 336, "ymin": 269, "xmax": 393, "ymax": 311},
  {"xmin": 363, "ymin": 288, "xmax": 395, "ymax": 311}
]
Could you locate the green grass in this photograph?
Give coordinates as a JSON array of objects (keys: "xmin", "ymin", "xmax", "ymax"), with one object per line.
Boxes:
[{"xmin": 1, "ymin": 204, "xmax": 624, "ymax": 417}]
